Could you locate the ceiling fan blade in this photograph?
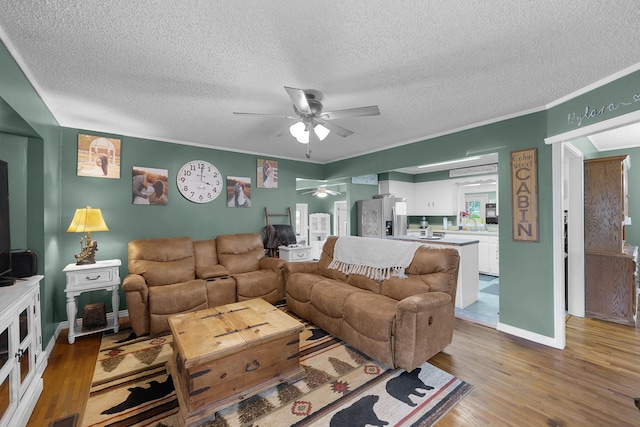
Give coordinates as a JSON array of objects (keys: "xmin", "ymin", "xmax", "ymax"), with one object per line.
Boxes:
[
  {"xmin": 326, "ymin": 190, "xmax": 341, "ymax": 195},
  {"xmin": 284, "ymin": 86, "xmax": 311, "ymax": 115},
  {"xmin": 300, "ymin": 189, "xmax": 317, "ymax": 195},
  {"xmin": 317, "ymin": 120, "xmax": 354, "ymax": 137},
  {"xmin": 233, "ymin": 112, "xmax": 298, "ymax": 119},
  {"xmin": 321, "ymin": 105, "xmax": 380, "ymax": 120}
]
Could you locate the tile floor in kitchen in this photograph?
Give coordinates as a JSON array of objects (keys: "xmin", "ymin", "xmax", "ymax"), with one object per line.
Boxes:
[{"xmin": 455, "ymin": 274, "xmax": 499, "ymax": 327}]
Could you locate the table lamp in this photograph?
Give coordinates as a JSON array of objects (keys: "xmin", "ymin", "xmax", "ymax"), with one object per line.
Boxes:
[{"xmin": 66, "ymin": 205, "xmax": 109, "ymax": 265}]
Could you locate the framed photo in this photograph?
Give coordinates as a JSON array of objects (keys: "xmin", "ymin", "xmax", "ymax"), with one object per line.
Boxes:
[
  {"xmin": 226, "ymin": 176, "xmax": 252, "ymax": 208},
  {"xmin": 77, "ymin": 133, "xmax": 121, "ymax": 179},
  {"xmin": 132, "ymin": 166, "xmax": 168, "ymax": 205},
  {"xmin": 257, "ymin": 159, "xmax": 278, "ymax": 188}
]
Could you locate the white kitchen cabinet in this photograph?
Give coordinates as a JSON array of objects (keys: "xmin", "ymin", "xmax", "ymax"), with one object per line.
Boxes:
[
  {"xmin": 488, "ymin": 237, "xmax": 499, "ymax": 276},
  {"xmin": 478, "ymin": 239, "xmax": 490, "ymax": 274},
  {"xmin": 447, "ymin": 232, "xmax": 499, "ymax": 276},
  {"xmin": 414, "ymin": 180, "xmax": 458, "ymax": 215},
  {"xmin": 379, "ymin": 180, "xmax": 415, "ymax": 214}
]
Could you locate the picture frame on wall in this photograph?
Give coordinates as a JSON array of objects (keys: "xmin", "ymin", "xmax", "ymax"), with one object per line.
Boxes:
[
  {"xmin": 132, "ymin": 166, "xmax": 168, "ymax": 205},
  {"xmin": 77, "ymin": 133, "xmax": 121, "ymax": 179},
  {"xmin": 226, "ymin": 176, "xmax": 252, "ymax": 208},
  {"xmin": 257, "ymin": 159, "xmax": 278, "ymax": 188}
]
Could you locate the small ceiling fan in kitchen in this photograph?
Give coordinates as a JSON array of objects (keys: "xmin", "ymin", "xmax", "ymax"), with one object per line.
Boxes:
[
  {"xmin": 301, "ymin": 186, "xmax": 341, "ymax": 198},
  {"xmin": 233, "ymin": 86, "xmax": 380, "ymax": 159}
]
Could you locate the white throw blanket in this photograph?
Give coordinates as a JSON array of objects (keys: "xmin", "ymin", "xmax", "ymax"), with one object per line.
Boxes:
[{"xmin": 328, "ymin": 236, "xmax": 423, "ymax": 280}]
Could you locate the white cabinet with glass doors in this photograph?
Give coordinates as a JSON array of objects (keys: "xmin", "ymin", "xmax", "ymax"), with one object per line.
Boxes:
[
  {"xmin": 0, "ymin": 275, "xmax": 44, "ymax": 427},
  {"xmin": 309, "ymin": 213, "xmax": 331, "ymax": 260}
]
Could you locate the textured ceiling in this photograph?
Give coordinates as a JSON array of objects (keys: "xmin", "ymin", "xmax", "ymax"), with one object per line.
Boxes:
[{"xmin": 1, "ymin": 1, "xmax": 639, "ymax": 164}]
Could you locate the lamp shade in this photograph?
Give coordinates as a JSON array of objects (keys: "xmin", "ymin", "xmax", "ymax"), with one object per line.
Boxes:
[
  {"xmin": 289, "ymin": 122, "xmax": 309, "ymax": 144},
  {"xmin": 314, "ymin": 124, "xmax": 330, "ymax": 141},
  {"xmin": 66, "ymin": 206, "xmax": 109, "ymax": 233}
]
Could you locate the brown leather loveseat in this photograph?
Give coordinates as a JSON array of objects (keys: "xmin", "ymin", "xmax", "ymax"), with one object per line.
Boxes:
[
  {"xmin": 284, "ymin": 236, "xmax": 460, "ymax": 372},
  {"xmin": 123, "ymin": 233, "xmax": 285, "ymax": 336}
]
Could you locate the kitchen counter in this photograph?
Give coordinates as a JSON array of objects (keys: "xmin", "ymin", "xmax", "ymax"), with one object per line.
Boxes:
[
  {"xmin": 440, "ymin": 229, "xmax": 498, "ymax": 236},
  {"xmin": 390, "ymin": 235, "xmax": 479, "ymax": 246},
  {"xmin": 387, "ymin": 235, "xmax": 479, "ymax": 309}
]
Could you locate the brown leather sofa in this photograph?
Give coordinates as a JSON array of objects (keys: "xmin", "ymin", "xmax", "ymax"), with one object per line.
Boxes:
[
  {"xmin": 123, "ymin": 233, "xmax": 285, "ymax": 336},
  {"xmin": 284, "ymin": 236, "xmax": 460, "ymax": 372}
]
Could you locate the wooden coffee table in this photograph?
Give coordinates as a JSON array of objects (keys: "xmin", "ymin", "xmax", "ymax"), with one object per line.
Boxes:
[{"xmin": 166, "ymin": 298, "xmax": 306, "ymax": 427}]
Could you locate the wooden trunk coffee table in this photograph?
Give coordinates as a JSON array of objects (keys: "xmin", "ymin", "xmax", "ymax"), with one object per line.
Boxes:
[{"xmin": 166, "ymin": 298, "xmax": 306, "ymax": 427}]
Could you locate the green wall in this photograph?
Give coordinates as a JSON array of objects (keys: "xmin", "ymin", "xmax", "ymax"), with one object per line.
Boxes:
[
  {"xmin": 547, "ymin": 70, "xmax": 640, "ymax": 137},
  {"xmin": 0, "ymin": 40, "xmax": 60, "ymax": 346},
  {"xmin": 57, "ymin": 128, "xmax": 326, "ymax": 316}
]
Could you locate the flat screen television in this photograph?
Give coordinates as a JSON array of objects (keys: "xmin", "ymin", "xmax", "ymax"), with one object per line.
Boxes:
[{"xmin": 0, "ymin": 159, "xmax": 13, "ymax": 286}]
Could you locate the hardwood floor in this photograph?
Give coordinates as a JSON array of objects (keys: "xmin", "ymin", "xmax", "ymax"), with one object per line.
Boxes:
[{"xmin": 28, "ymin": 316, "xmax": 640, "ymax": 426}]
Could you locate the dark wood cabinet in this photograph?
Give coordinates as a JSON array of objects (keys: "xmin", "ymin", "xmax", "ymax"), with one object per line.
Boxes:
[{"xmin": 584, "ymin": 155, "xmax": 638, "ymax": 326}]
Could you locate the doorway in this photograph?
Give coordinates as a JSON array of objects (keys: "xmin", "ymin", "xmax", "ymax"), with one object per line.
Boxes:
[
  {"xmin": 333, "ymin": 200, "xmax": 348, "ymax": 236},
  {"xmin": 548, "ymin": 109, "xmax": 640, "ymax": 348},
  {"xmin": 295, "ymin": 203, "xmax": 308, "ymax": 244}
]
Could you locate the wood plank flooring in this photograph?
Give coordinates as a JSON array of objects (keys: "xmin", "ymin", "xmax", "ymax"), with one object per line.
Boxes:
[{"xmin": 28, "ymin": 316, "xmax": 640, "ymax": 426}]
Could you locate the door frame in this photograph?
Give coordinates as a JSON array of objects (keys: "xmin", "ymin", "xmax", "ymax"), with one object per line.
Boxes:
[
  {"xmin": 333, "ymin": 200, "xmax": 348, "ymax": 236},
  {"xmin": 546, "ymin": 108, "xmax": 640, "ymax": 349},
  {"xmin": 295, "ymin": 203, "xmax": 308, "ymax": 245}
]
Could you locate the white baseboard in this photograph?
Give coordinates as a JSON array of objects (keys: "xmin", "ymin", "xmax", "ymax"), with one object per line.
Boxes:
[{"xmin": 497, "ymin": 321, "xmax": 565, "ymax": 349}]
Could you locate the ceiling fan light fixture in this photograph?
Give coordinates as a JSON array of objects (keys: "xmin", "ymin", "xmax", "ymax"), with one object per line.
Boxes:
[
  {"xmin": 314, "ymin": 124, "xmax": 330, "ymax": 141},
  {"xmin": 290, "ymin": 122, "xmax": 309, "ymax": 144}
]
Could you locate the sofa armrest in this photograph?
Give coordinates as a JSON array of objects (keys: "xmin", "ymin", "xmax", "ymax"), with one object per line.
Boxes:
[
  {"xmin": 259, "ymin": 257, "xmax": 286, "ymax": 272},
  {"xmin": 396, "ymin": 291, "xmax": 451, "ymax": 313},
  {"xmin": 122, "ymin": 274, "xmax": 151, "ymax": 336},
  {"xmin": 394, "ymin": 291, "xmax": 455, "ymax": 372},
  {"xmin": 197, "ymin": 264, "xmax": 230, "ymax": 280},
  {"xmin": 122, "ymin": 274, "xmax": 149, "ymax": 298}
]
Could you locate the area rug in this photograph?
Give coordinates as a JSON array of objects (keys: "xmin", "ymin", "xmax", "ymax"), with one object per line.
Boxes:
[{"xmin": 82, "ymin": 312, "xmax": 472, "ymax": 427}]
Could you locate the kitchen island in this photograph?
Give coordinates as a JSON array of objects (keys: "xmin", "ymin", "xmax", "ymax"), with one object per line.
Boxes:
[{"xmin": 389, "ymin": 235, "xmax": 479, "ymax": 309}]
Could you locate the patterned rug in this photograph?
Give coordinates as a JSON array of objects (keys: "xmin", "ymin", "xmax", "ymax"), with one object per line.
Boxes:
[{"xmin": 82, "ymin": 312, "xmax": 472, "ymax": 427}]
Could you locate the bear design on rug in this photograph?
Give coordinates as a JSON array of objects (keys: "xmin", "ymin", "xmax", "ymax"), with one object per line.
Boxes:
[
  {"xmin": 385, "ymin": 368, "xmax": 434, "ymax": 406},
  {"xmin": 101, "ymin": 375, "xmax": 174, "ymax": 415},
  {"xmin": 329, "ymin": 394, "xmax": 389, "ymax": 427}
]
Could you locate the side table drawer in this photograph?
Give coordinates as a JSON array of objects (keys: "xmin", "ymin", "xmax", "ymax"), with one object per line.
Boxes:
[
  {"xmin": 66, "ymin": 267, "xmax": 115, "ymax": 288},
  {"xmin": 278, "ymin": 246, "xmax": 311, "ymax": 262}
]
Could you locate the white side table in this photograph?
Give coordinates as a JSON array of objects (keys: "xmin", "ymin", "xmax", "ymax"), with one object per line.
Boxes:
[
  {"xmin": 63, "ymin": 259, "xmax": 121, "ymax": 344},
  {"xmin": 278, "ymin": 245, "xmax": 312, "ymax": 262}
]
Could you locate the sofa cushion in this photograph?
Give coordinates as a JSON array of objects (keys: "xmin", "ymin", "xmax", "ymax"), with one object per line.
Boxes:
[
  {"xmin": 216, "ymin": 233, "xmax": 264, "ymax": 274},
  {"xmin": 148, "ymin": 279, "xmax": 208, "ymax": 315},
  {"xmin": 316, "ymin": 237, "xmax": 347, "ymax": 281},
  {"xmin": 343, "ymin": 293, "xmax": 397, "ymax": 342},
  {"xmin": 310, "ymin": 280, "xmax": 364, "ymax": 319},
  {"xmin": 128, "ymin": 237, "xmax": 196, "ymax": 286},
  {"xmin": 148, "ymin": 279, "xmax": 208, "ymax": 335},
  {"xmin": 233, "ymin": 270, "xmax": 280, "ymax": 302},
  {"xmin": 193, "ymin": 239, "xmax": 229, "ymax": 279}
]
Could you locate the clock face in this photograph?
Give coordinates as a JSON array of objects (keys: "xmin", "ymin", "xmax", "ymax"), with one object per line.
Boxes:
[{"xmin": 176, "ymin": 160, "xmax": 223, "ymax": 203}]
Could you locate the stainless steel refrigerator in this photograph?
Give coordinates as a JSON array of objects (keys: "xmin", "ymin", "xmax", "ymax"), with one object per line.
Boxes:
[{"xmin": 357, "ymin": 195, "xmax": 407, "ymax": 238}]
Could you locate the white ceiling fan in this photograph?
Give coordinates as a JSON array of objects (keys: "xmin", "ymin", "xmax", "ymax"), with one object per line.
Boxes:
[
  {"xmin": 233, "ymin": 86, "xmax": 380, "ymax": 158},
  {"xmin": 301, "ymin": 186, "xmax": 341, "ymax": 198}
]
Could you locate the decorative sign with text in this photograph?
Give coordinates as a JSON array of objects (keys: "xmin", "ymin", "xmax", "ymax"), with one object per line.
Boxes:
[{"xmin": 511, "ymin": 148, "xmax": 538, "ymax": 242}]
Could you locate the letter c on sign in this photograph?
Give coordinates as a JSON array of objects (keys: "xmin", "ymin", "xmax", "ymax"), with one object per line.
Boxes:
[{"xmin": 516, "ymin": 168, "xmax": 530, "ymax": 180}]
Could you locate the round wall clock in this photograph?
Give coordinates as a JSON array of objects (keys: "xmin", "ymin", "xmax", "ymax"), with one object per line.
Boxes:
[{"xmin": 176, "ymin": 160, "xmax": 223, "ymax": 203}]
